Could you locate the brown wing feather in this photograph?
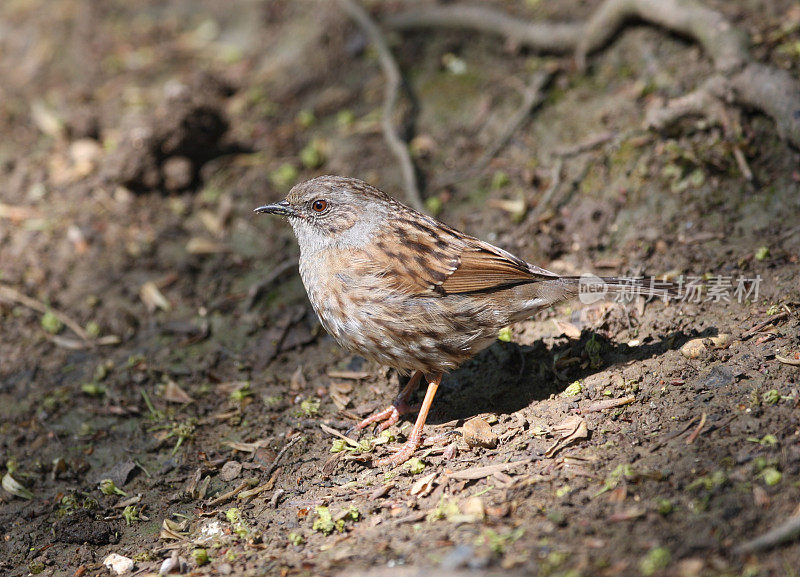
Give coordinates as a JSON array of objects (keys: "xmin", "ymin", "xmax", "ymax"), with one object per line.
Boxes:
[
  {"xmin": 370, "ymin": 215, "xmax": 560, "ymax": 296},
  {"xmin": 441, "ymin": 241, "xmax": 560, "ymax": 294},
  {"xmin": 364, "ymin": 217, "xmax": 461, "ymax": 295}
]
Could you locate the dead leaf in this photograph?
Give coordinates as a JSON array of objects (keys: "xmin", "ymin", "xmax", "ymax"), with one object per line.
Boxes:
[
  {"xmin": 0, "ymin": 203, "xmax": 39, "ymax": 222},
  {"xmin": 223, "ymin": 439, "xmax": 272, "ymax": 453},
  {"xmin": 140, "ymin": 281, "xmax": 171, "ymax": 312},
  {"xmin": 545, "ymin": 416, "xmax": 589, "ymax": 457},
  {"xmin": 31, "ymin": 100, "xmax": 65, "ymax": 138},
  {"xmin": 329, "ymin": 381, "xmax": 353, "ymax": 410},
  {"xmin": 163, "ymin": 379, "xmax": 193, "ymax": 404},
  {"xmin": 198, "ymin": 209, "xmax": 225, "ymax": 236},
  {"xmin": 186, "ymin": 237, "xmax": 228, "ymax": 254},
  {"xmin": 608, "ymin": 506, "xmax": 646, "ymax": 522},
  {"xmin": 290, "ymin": 366, "xmax": 307, "ymax": 391},
  {"xmin": 552, "ymin": 415, "xmax": 585, "ymax": 437},
  {"xmin": 462, "ymin": 417, "xmax": 498, "ymax": 448},
  {"xmin": 215, "ymin": 381, "xmax": 250, "ymax": 395},
  {"xmin": 461, "ymin": 496, "xmax": 485, "ymax": 521},
  {"xmin": 553, "ymin": 319, "xmax": 582, "ymax": 339},
  {"xmin": 327, "ymin": 370, "xmax": 370, "ymax": 380},
  {"xmin": 160, "ymin": 518, "xmax": 189, "ymax": 541},
  {"xmin": 410, "ymin": 472, "xmax": 437, "ymax": 497}
]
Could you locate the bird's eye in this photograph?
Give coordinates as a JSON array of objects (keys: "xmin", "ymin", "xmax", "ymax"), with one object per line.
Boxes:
[{"xmin": 311, "ymin": 199, "xmax": 328, "ymax": 213}]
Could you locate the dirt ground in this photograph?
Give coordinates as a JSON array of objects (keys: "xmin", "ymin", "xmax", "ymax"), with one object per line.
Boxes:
[{"xmin": 1, "ymin": 1, "xmax": 799, "ymax": 576}]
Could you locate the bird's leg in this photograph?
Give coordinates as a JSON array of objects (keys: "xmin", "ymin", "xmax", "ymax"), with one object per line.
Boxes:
[
  {"xmin": 355, "ymin": 370, "xmax": 423, "ymax": 432},
  {"xmin": 375, "ymin": 373, "xmax": 442, "ymax": 467}
]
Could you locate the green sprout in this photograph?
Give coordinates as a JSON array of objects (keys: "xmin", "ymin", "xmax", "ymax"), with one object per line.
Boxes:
[
  {"xmin": 406, "ymin": 458, "xmax": 425, "ymax": 475},
  {"xmin": 99, "ymin": 479, "xmax": 127, "ymax": 496},
  {"xmin": 639, "ymin": 546, "xmax": 671, "ymax": 576},
  {"xmin": 167, "ymin": 419, "xmax": 196, "ymax": 454},
  {"xmin": 299, "ymin": 398, "xmax": 320, "ymax": 417},
  {"xmin": 762, "ymin": 390, "xmax": 780, "ymax": 405},
  {"xmin": 191, "ymin": 549, "xmax": 209, "ymax": 566},
  {"xmin": 288, "ymin": 532, "xmax": 305, "ymax": 545},
  {"xmin": 312, "ymin": 506, "xmax": 342, "ymax": 535},
  {"xmin": 122, "ymin": 505, "xmax": 139, "ymax": 526}
]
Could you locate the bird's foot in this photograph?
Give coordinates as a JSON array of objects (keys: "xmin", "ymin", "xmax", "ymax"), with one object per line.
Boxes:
[
  {"xmin": 354, "ymin": 401, "xmax": 421, "ymax": 433},
  {"xmin": 374, "ymin": 431, "xmax": 423, "ymax": 467}
]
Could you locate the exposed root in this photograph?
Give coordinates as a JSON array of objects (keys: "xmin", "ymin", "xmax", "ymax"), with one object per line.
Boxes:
[
  {"xmin": 339, "ymin": 0, "xmax": 424, "ymax": 211},
  {"xmin": 474, "ymin": 68, "xmax": 555, "ymax": 172},
  {"xmin": 385, "ymin": 5, "xmax": 582, "ymax": 53},
  {"xmin": 386, "ymin": 0, "xmax": 800, "ymax": 150},
  {"xmin": 0, "ymin": 283, "xmax": 90, "ymax": 343},
  {"xmin": 432, "ymin": 67, "xmax": 555, "ymax": 188},
  {"xmin": 734, "ymin": 512, "xmax": 800, "ymax": 554}
]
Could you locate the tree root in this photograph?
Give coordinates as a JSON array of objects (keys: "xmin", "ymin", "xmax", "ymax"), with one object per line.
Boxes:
[
  {"xmin": 387, "ymin": 0, "xmax": 800, "ymax": 150},
  {"xmin": 339, "ymin": 0, "xmax": 424, "ymax": 211}
]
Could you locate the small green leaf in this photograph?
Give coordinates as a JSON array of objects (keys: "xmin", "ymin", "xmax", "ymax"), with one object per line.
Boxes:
[
  {"xmin": 41, "ymin": 311, "xmax": 64, "ymax": 334},
  {"xmin": 562, "ymin": 380, "xmax": 582, "ymax": 397},
  {"xmin": 312, "ymin": 506, "xmax": 337, "ymax": 535},
  {"xmin": 640, "ymin": 546, "xmax": 671, "ymax": 576},
  {"xmin": 191, "ymin": 548, "xmax": 210, "ymax": 565},
  {"xmin": 762, "ymin": 390, "xmax": 780, "ymax": 405},
  {"xmin": 406, "ymin": 457, "xmax": 425, "ymax": 474},
  {"xmin": 270, "ymin": 163, "xmax": 298, "ymax": 190},
  {"xmin": 491, "ymin": 170, "xmax": 510, "ymax": 190},
  {"xmin": 296, "ymin": 109, "xmax": 315, "ymax": 128},
  {"xmin": 497, "ymin": 326, "xmax": 513, "ymax": 342},
  {"xmin": 761, "ymin": 467, "xmax": 782, "ymax": 486},
  {"xmin": 99, "ymin": 479, "xmax": 126, "ymax": 496}
]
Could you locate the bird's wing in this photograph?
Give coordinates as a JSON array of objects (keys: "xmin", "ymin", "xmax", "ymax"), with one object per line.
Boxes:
[
  {"xmin": 370, "ymin": 215, "xmax": 559, "ymax": 296},
  {"xmin": 440, "ymin": 238, "xmax": 560, "ymax": 294}
]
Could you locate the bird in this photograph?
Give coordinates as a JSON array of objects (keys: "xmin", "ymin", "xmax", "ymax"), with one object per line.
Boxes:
[{"xmin": 256, "ymin": 175, "xmax": 673, "ymax": 466}]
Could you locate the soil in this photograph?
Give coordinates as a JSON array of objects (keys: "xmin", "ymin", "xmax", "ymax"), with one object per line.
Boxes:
[{"xmin": 1, "ymin": 1, "xmax": 799, "ymax": 576}]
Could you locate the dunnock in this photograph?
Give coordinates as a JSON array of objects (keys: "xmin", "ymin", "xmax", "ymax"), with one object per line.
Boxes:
[{"xmin": 256, "ymin": 176, "xmax": 672, "ymax": 466}]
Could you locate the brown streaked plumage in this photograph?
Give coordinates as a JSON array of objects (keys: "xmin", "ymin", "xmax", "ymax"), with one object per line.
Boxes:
[{"xmin": 256, "ymin": 175, "xmax": 672, "ymax": 466}]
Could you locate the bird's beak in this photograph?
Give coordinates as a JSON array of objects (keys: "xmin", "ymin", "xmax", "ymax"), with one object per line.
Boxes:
[{"xmin": 254, "ymin": 200, "xmax": 297, "ymax": 218}]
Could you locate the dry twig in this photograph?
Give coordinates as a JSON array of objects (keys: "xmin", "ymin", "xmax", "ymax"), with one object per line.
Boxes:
[
  {"xmin": 577, "ymin": 395, "xmax": 635, "ymax": 414},
  {"xmin": 0, "ymin": 284, "xmax": 90, "ymax": 342},
  {"xmin": 734, "ymin": 513, "xmax": 800, "ymax": 554},
  {"xmin": 741, "ymin": 311, "xmax": 789, "ymax": 340},
  {"xmin": 339, "ymin": 0, "xmax": 423, "ymax": 211},
  {"xmin": 474, "ymin": 68, "xmax": 554, "ymax": 171},
  {"xmin": 446, "ymin": 459, "xmax": 531, "ymax": 480},
  {"xmin": 685, "ymin": 412, "xmax": 707, "ymax": 444}
]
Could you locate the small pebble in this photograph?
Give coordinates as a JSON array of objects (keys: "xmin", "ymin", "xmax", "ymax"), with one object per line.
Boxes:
[
  {"xmin": 462, "ymin": 417, "xmax": 498, "ymax": 448},
  {"xmin": 162, "ymin": 156, "xmax": 193, "ymax": 191},
  {"xmin": 220, "ymin": 460, "xmax": 242, "ymax": 482},
  {"xmin": 440, "ymin": 544, "xmax": 475, "ymax": 570},
  {"xmin": 103, "ymin": 553, "xmax": 134, "ymax": 575}
]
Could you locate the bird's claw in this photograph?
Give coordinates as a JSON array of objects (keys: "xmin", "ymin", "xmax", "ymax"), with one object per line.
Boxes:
[
  {"xmin": 375, "ymin": 436, "xmax": 422, "ymax": 467},
  {"xmin": 354, "ymin": 401, "xmax": 421, "ymax": 433}
]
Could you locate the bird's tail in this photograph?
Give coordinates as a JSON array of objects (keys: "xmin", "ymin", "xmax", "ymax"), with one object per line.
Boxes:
[{"xmin": 558, "ymin": 274, "xmax": 679, "ymax": 303}]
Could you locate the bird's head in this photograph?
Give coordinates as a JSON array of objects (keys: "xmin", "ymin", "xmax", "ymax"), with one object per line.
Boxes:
[{"xmin": 255, "ymin": 175, "xmax": 395, "ymax": 254}]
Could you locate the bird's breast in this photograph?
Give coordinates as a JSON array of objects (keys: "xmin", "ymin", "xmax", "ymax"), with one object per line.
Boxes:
[{"xmin": 297, "ymin": 247, "xmax": 511, "ymax": 374}]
